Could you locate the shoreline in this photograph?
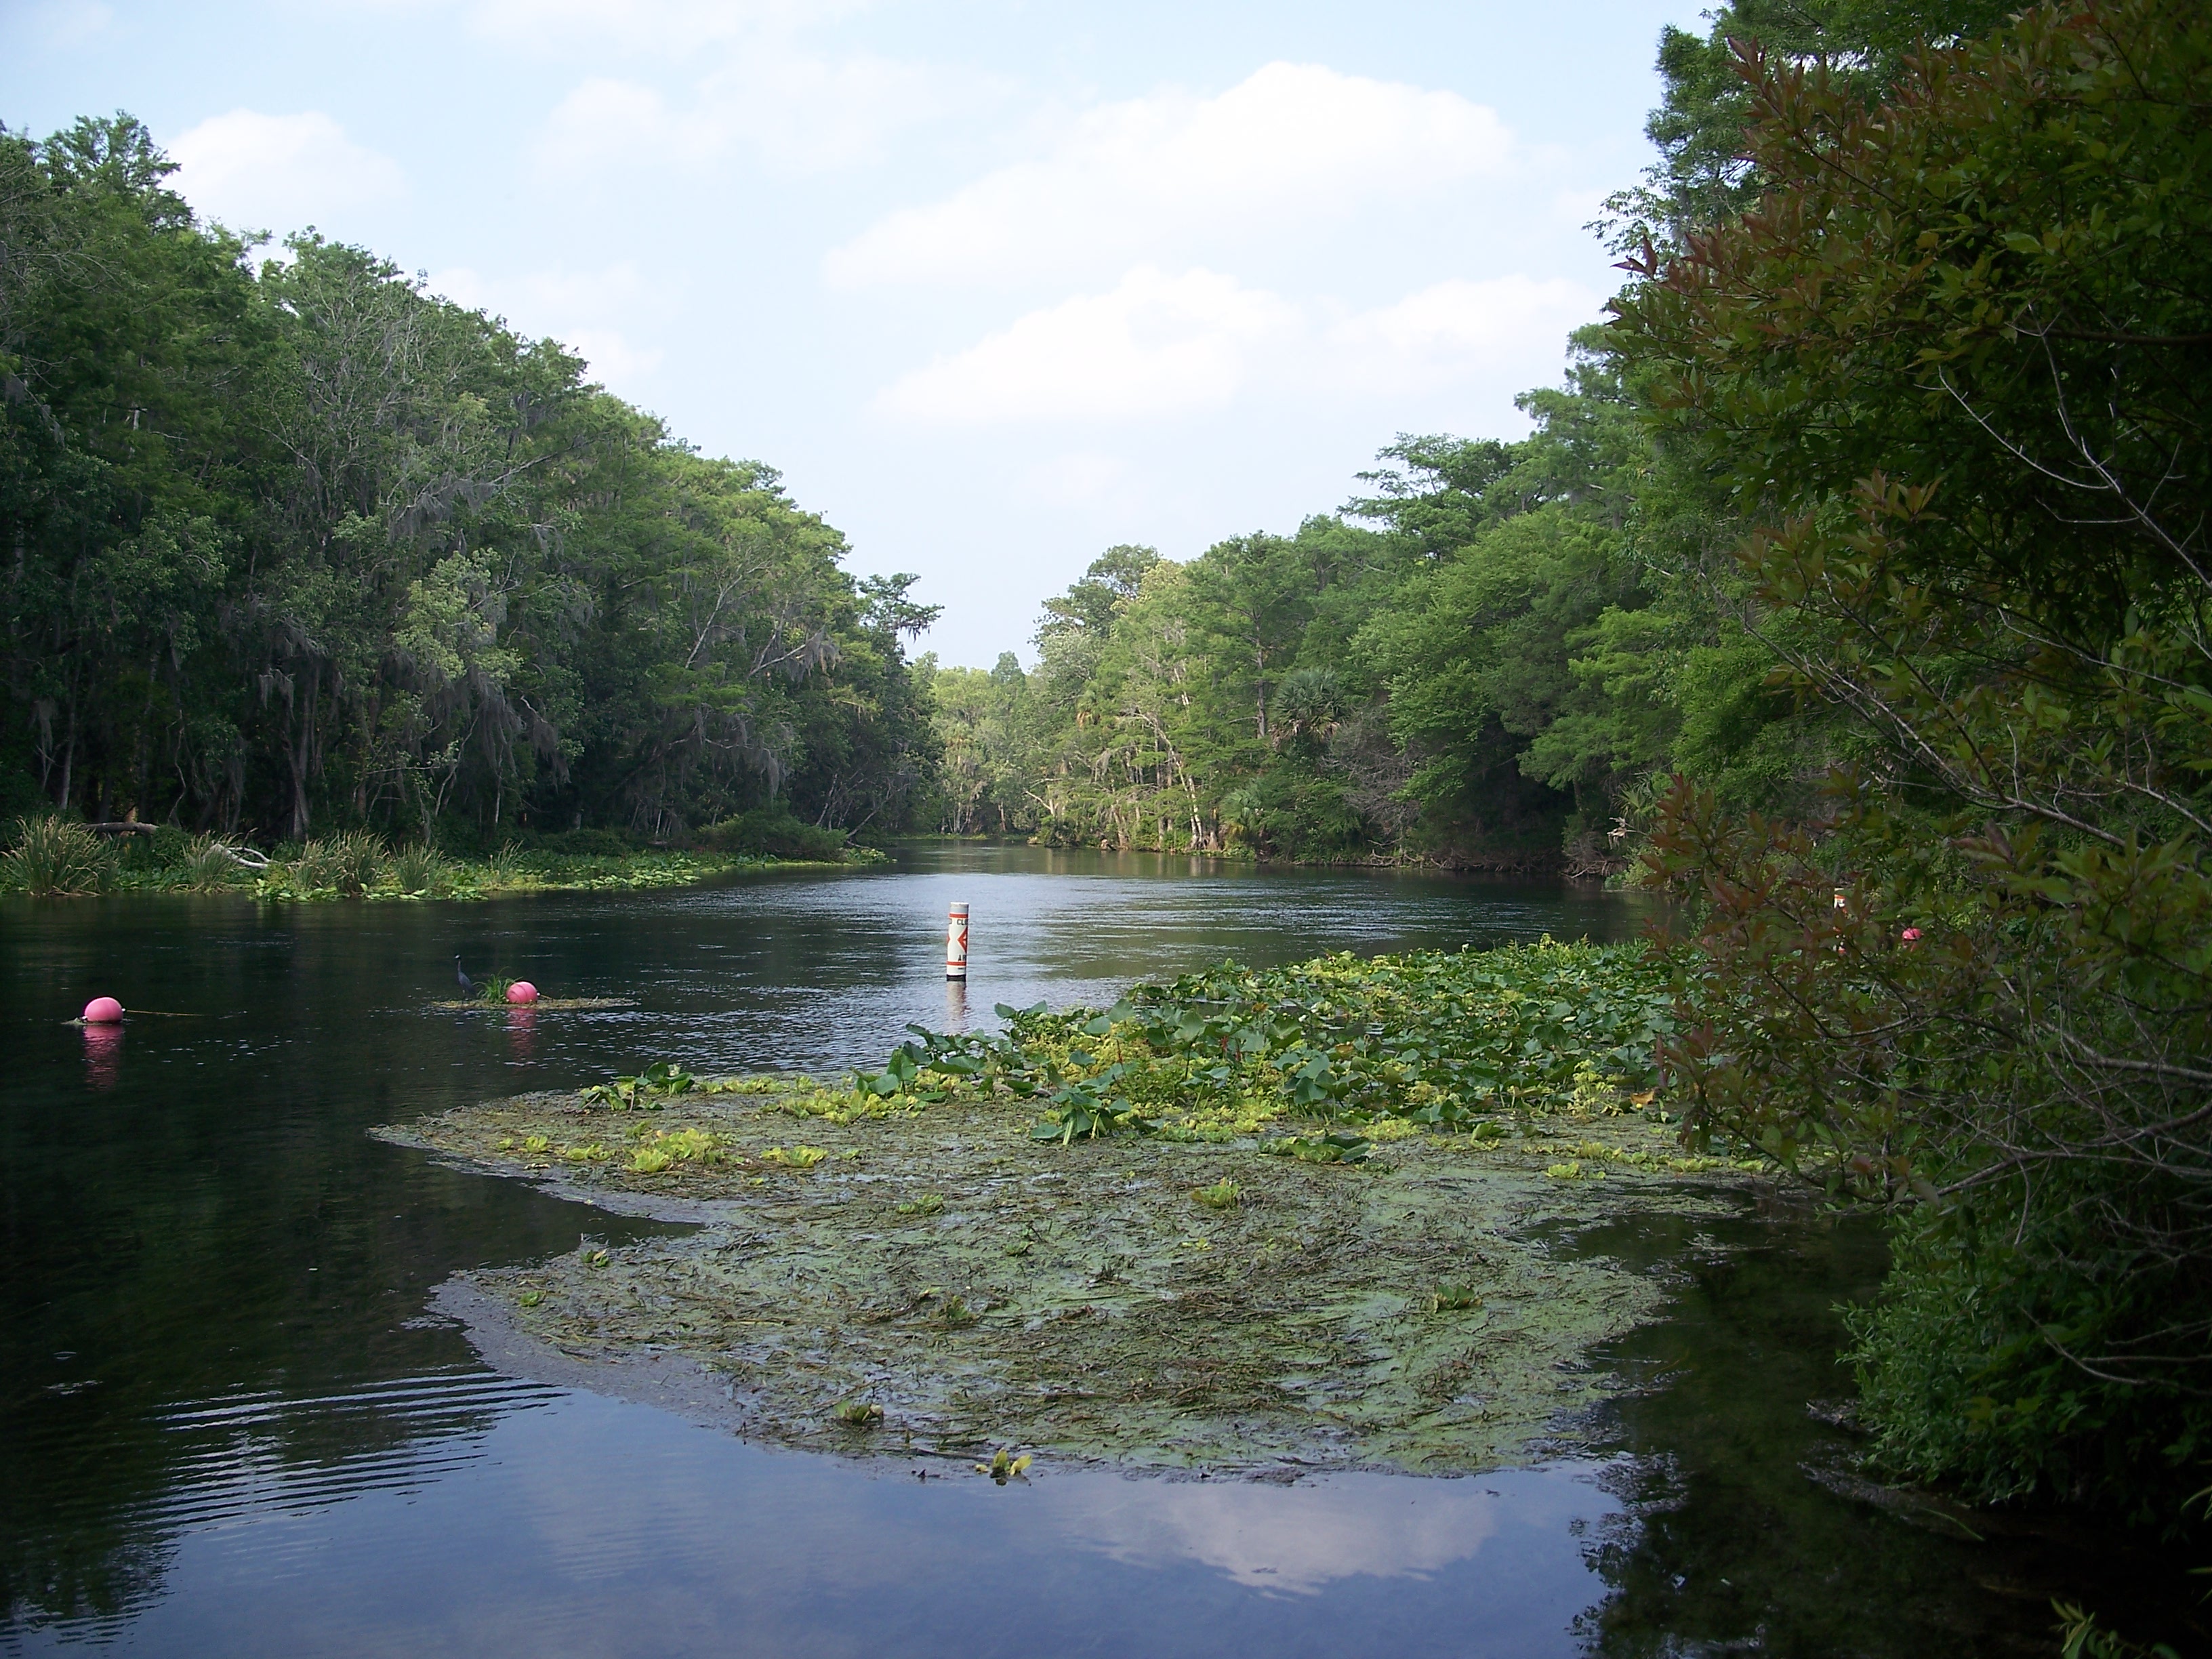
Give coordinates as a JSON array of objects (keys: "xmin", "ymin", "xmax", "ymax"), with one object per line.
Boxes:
[{"xmin": 1, "ymin": 848, "xmax": 870, "ymax": 903}]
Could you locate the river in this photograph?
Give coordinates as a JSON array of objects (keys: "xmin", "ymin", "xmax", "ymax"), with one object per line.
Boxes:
[{"xmin": 0, "ymin": 846, "xmax": 2146, "ymax": 1654}]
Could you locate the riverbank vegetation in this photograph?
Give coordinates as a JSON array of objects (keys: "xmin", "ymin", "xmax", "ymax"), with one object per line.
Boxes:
[
  {"xmin": 0, "ymin": 807, "xmax": 869, "ymax": 898},
  {"xmin": 1626, "ymin": 0, "xmax": 2212, "ymax": 1535},
  {"xmin": 0, "ymin": 120, "xmax": 939, "ymax": 851}
]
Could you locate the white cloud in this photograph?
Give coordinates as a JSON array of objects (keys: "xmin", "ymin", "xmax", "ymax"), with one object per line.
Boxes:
[
  {"xmin": 536, "ymin": 47, "xmax": 997, "ymax": 178},
  {"xmin": 1049, "ymin": 1473, "xmax": 1509, "ymax": 1594},
  {"xmin": 461, "ymin": 0, "xmax": 859, "ymax": 53},
  {"xmin": 1023, "ymin": 451, "xmax": 1132, "ymax": 507},
  {"xmin": 827, "ymin": 62, "xmax": 1514, "ymax": 289},
  {"xmin": 1324, "ymin": 274, "xmax": 1598, "ymax": 395},
  {"xmin": 168, "ymin": 110, "xmax": 405, "ymax": 234},
  {"xmin": 537, "ymin": 77, "xmax": 698, "ymax": 171},
  {"xmin": 876, "ymin": 267, "xmax": 1300, "ymax": 423},
  {"xmin": 874, "ymin": 268, "xmax": 1597, "ymax": 426}
]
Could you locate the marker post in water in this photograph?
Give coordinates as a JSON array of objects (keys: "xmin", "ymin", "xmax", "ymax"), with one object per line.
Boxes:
[{"xmin": 945, "ymin": 903, "xmax": 970, "ymax": 981}]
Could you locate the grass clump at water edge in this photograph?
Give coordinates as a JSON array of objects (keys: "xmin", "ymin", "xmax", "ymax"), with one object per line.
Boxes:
[{"xmin": 2, "ymin": 817, "xmax": 116, "ymax": 895}]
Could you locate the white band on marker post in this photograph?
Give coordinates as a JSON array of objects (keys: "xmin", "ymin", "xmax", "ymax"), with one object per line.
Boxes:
[{"xmin": 945, "ymin": 903, "xmax": 969, "ymax": 980}]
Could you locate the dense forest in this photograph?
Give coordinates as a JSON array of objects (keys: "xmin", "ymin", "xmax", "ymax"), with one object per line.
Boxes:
[
  {"xmin": 0, "ymin": 121, "xmax": 939, "ymax": 851},
  {"xmin": 927, "ymin": 0, "xmax": 2212, "ymax": 1537}
]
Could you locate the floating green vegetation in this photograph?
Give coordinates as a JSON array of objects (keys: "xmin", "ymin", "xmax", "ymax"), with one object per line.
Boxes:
[
  {"xmin": 1260, "ymin": 1132, "xmax": 1373, "ymax": 1164},
  {"xmin": 384, "ymin": 942, "xmax": 1767, "ymax": 1476},
  {"xmin": 1191, "ymin": 1179, "xmax": 1241, "ymax": 1210},
  {"xmin": 842, "ymin": 939, "xmax": 1681, "ymax": 1145},
  {"xmin": 762, "ymin": 1144, "xmax": 830, "ymax": 1169},
  {"xmin": 976, "ymin": 1448, "xmax": 1033, "ymax": 1483},
  {"xmin": 432, "ymin": 994, "xmax": 638, "ymax": 1013},
  {"xmin": 583, "ymin": 1061, "xmax": 699, "ymax": 1108}
]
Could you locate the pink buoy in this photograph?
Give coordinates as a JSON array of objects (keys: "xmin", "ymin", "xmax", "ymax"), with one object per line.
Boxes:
[
  {"xmin": 505, "ymin": 981, "xmax": 539, "ymax": 1005},
  {"xmin": 82, "ymin": 996, "xmax": 124, "ymax": 1024}
]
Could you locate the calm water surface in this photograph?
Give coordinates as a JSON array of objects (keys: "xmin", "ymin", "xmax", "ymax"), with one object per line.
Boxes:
[{"xmin": 0, "ymin": 848, "xmax": 2157, "ymax": 1654}]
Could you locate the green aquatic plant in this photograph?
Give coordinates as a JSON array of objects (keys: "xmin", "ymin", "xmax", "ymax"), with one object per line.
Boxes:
[
  {"xmin": 833, "ymin": 1400, "xmax": 884, "ymax": 1427},
  {"xmin": 179, "ymin": 834, "xmax": 250, "ymax": 891},
  {"xmin": 867, "ymin": 943, "xmax": 1677, "ymax": 1147},
  {"xmin": 631, "ymin": 1147, "xmax": 673, "ymax": 1174},
  {"xmin": 762, "ymin": 1144, "xmax": 827, "ymax": 1169},
  {"xmin": 895, "ymin": 1193, "xmax": 945, "ymax": 1217},
  {"xmin": 937, "ymin": 1294, "xmax": 978, "ymax": 1326},
  {"xmin": 1029, "ymin": 1068, "xmax": 1159, "ymax": 1145},
  {"xmin": 1429, "ymin": 1284, "xmax": 1483, "ymax": 1313},
  {"xmin": 520, "ymin": 1134, "xmax": 550, "ymax": 1155},
  {"xmin": 3, "ymin": 816, "xmax": 115, "ymax": 895},
  {"xmin": 289, "ymin": 830, "xmax": 387, "ymax": 897},
  {"xmin": 659, "ymin": 1128, "xmax": 721, "ymax": 1163},
  {"xmin": 1192, "ymin": 1179, "xmax": 1241, "ymax": 1210},
  {"xmin": 485, "ymin": 841, "xmax": 531, "ymax": 884},
  {"xmin": 388, "ymin": 842, "xmax": 449, "ymax": 895},
  {"xmin": 583, "ymin": 1061, "xmax": 699, "ymax": 1109},
  {"xmin": 1258, "ymin": 1132, "xmax": 1372, "ymax": 1164},
  {"xmin": 975, "ymin": 1448, "xmax": 1033, "ymax": 1483},
  {"xmin": 560, "ymin": 1144, "xmax": 611, "ymax": 1164},
  {"xmin": 2055, "ymin": 1601, "xmax": 2184, "ymax": 1659}
]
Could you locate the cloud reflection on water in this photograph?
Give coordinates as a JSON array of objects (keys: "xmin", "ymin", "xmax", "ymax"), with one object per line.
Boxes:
[{"xmin": 1034, "ymin": 1465, "xmax": 1601, "ymax": 1594}]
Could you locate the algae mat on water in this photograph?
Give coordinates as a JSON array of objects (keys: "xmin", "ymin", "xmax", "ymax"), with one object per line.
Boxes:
[{"xmin": 386, "ymin": 1082, "xmax": 1750, "ymax": 1475}]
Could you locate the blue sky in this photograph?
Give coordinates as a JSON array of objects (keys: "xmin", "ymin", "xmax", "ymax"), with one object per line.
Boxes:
[{"xmin": 5, "ymin": 0, "xmax": 1701, "ymax": 665}]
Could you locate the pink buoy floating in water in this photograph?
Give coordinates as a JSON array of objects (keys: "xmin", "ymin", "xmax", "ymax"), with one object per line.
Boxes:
[
  {"xmin": 505, "ymin": 981, "xmax": 539, "ymax": 1005},
  {"xmin": 82, "ymin": 996, "xmax": 124, "ymax": 1024}
]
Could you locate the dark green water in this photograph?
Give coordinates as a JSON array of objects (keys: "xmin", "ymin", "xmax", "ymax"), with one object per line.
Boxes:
[{"xmin": 0, "ymin": 847, "xmax": 2177, "ymax": 1655}]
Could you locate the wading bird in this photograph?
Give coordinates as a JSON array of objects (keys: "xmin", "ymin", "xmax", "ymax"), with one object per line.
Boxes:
[{"xmin": 455, "ymin": 956, "xmax": 474, "ymax": 995}]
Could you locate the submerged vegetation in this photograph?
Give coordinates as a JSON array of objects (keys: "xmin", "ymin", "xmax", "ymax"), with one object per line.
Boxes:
[{"xmin": 389, "ymin": 945, "xmax": 1754, "ymax": 1473}]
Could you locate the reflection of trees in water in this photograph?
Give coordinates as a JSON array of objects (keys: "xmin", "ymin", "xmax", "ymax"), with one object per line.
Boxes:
[
  {"xmin": 1, "ymin": 1368, "xmax": 550, "ymax": 1637},
  {"xmin": 0, "ymin": 1027, "xmax": 678, "ymax": 1641},
  {"xmin": 1562, "ymin": 1211, "xmax": 2197, "ymax": 1657}
]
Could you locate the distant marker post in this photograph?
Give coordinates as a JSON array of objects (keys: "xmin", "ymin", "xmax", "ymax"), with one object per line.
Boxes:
[{"xmin": 945, "ymin": 903, "xmax": 969, "ymax": 981}]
